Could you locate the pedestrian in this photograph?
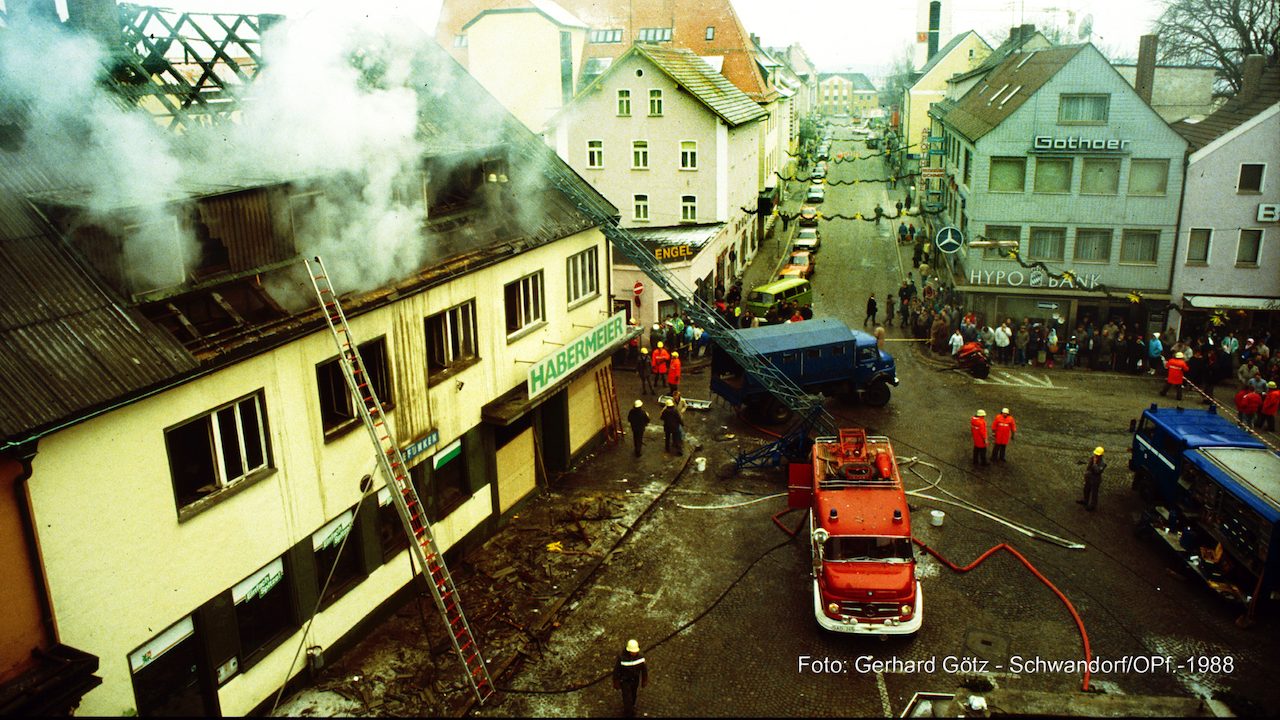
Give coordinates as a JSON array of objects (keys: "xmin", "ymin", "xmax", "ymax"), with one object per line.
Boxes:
[
  {"xmin": 626, "ymin": 400, "xmax": 650, "ymax": 458},
  {"xmin": 661, "ymin": 397, "xmax": 684, "ymax": 455},
  {"xmin": 1077, "ymin": 447, "xmax": 1107, "ymax": 511},
  {"xmin": 897, "ymin": 222, "xmax": 908, "ymax": 244},
  {"xmin": 874, "ymin": 203, "xmax": 884, "ymax": 224},
  {"xmin": 992, "ymin": 407, "xmax": 1016, "ymax": 462},
  {"xmin": 666, "ymin": 351, "xmax": 682, "ymax": 394},
  {"xmin": 650, "ymin": 342, "xmax": 670, "ymax": 396},
  {"xmin": 886, "ymin": 289, "xmax": 896, "ymax": 326},
  {"xmin": 612, "ymin": 638, "xmax": 649, "ymax": 718},
  {"xmin": 970, "ymin": 409, "xmax": 989, "ymax": 466},
  {"xmin": 1160, "ymin": 351, "xmax": 1190, "ymax": 400},
  {"xmin": 1147, "ymin": 332, "xmax": 1164, "ymax": 375},
  {"xmin": 636, "ymin": 348, "xmax": 652, "ymax": 394},
  {"xmin": 1260, "ymin": 381, "xmax": 1279, "ymax": 432},
  {"xmin": 949, "ymin": 328, "xmax": 964, "ymax": 357},
  {"xmin": 1064, "ymin": 335, "xmax": 1079, "ymax": 369},
  {"xmin": 864, "ymin": 293, "xmax": 878, "ymax": 327}
]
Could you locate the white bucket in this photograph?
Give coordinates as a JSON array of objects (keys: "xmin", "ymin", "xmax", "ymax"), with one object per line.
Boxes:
[
  {"xmin": 930, "ymin": 510, "xmax": 946, "ymax": 527},
  {"xmin": 695, "ymin": 457, "xmax": 707, "ymax": 472}
]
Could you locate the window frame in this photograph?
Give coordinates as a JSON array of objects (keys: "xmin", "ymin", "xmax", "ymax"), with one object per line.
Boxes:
[
  {"xmin": 1058, "ymin": 93, "xmax": 1109, "ymax": 125},
  {"xmin": 311, "ymin": 508, "xmax": 366, "ymax": 610},
  {"xmin": 232, "ymin": 556, "xmax": 295, "ymax": 670},
  {"xmin": 631, "ymin": 139, "xmax": 649, "ymax": 169},
  {"xmin": 705, "ymin": 26, "xmax": 715, "ymax": 40},
  {"xmin": 617, "ymin": 89, "xmax": 631, "ymax": 116},
  {"xmin": 315, "ymin": 337, "xmax": 393, "ymax": 439},
  {"xmin": 1073, "ymin": 228, "xmax": 1113, "ymax": 263},
  {"xmin": 1033, "ymin": 157, "xmax": 1073, "ymax": 194},
  {"xmin": 1028, "ymin": 226, "xmax": 1066, "ymax": 261},
  {"xmin": 1237, "ymin": 163, "xmax": 1265, "ymax": 194},
  {"xmin": 1080, "ymin": 157, "xmax": 1121, "ymax": 195},
  {"xmin": 680, "ymin": 140, "xmax": 698, "ymax": 170},
  {"xmin": 982, "ymin": 225, "xmax": 1021, "ymax": 260},
  {"xmin": 1186, "ymin": 228, "xmax": 1211, "ymax": 265},
  {"xmin": 566, "ymin": 246, "xmax": 600, "ymax": 307},
  {"xmin": 1129, "ymin": 158, "xmax": 1170, "ymax": 196},
  {"xmin": 1236, "ymin": 228, "xmax": 1262, "ymax": 266},
  {"xmin": 1119, "ymin": 229, "xmax": 1160, "ymax": 266},
  {"xmin": 503, "ymin": 271, "xmax": 546, "ymax": 340},
  {"xmin": 425, "ymin": 300, "xmax": 479, "ymax": 384},
  {"xmin": 165, "ymin": 391, "xmax": 273, "ymax": 518},
  {"xmin": 987, "ymin": 157, "xmax": 1026, "ymax": 193},
  {"xmin": 648, "ymin": 89, "xmax": 663, "ymax": 117},
  {"xmin": 681, "ymin": 195, "xmax": 697, "ymax": 223},
  {"xmin": 586, "ymin": 139, "xmax": 603, "ymax": 169},
  {"xmin": 633, "ymin": 193, "xmax": 649, "ymax": 222}
]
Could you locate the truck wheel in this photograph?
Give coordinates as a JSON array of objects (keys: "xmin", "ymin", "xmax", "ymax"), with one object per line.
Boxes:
[
  {"xmin": 969, "ymin": 363, "xmax": 990, "ymax": 379},
  {"xmin": 747, "ymin": 396, "xmax": 793, "ymax": 425},
  {"xmin": 861, "ymin": 381, "xmax": 891, "ymax": 407}
]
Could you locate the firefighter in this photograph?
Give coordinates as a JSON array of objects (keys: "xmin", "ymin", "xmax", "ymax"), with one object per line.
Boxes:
[
  {"xmin": 1077, "ymin": 447, "xmax": 1107, "ymax": 511},
  {"xmin": 991, "ymin": 407, "xmax": 1016, "ymax": 462},
  {"xmin": 1240, "ymin": 385, "xmax": 1263, "ymax": 428},
  {"xmin": 660, "ymin": 397, "xmax": 684, "ymax": 455},
  {"xmin": 970, "ymin": 409, "xmax": 989, "ymax": 466},
  {"xmin": 636, "ymin": 348, "xmax": 652, "ymax": 395},
  {"xmin": 1260, "ymin": 381, "xmax": 1279, "ymax": 432},
  {"xmin": 1160, "ymin": 351, "xmax": 1190, "ymax": 400},
  {"xmin": 612, "ymin": 638, "xmax": 649, "ymax": 717},
  {"xmin": 666, "ymin": 351, "xmax": 682, "ymax": 394},
  {"xmin": 650, "ymin": 342, "xmax": 670, "ymax": 396},
  {"xmin": 627, "ymin": 400, "xmax": 649, "ymax": 458}
]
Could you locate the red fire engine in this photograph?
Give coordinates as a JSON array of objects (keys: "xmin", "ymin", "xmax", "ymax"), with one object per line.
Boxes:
[{"xmin": 788, "ymin": 428, "xmax": 922, "ymax": 634}]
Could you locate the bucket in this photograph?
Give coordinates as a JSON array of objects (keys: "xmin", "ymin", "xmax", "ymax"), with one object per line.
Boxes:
[
  {"xmin": 930, "ymin": 510, "xmax": 945, "ymax": 527},
  {"xmin": 695, "ymin": 457, "xmax": 707, "ymax": 472}
]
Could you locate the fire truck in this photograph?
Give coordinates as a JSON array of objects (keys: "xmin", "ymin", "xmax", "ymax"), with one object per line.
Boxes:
[
  {"xmin": 1129, "ymin": 404, "xmax": 1280, "ymax": 609},
  {"xmin": 788, "ymin": 429, "xmax": 922, "ymax": 634}
]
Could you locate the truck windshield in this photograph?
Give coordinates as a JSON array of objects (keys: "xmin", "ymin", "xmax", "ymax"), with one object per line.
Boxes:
[{"xmin": 823, "ymin": 536, "xmax": 913, "ymax": 562}]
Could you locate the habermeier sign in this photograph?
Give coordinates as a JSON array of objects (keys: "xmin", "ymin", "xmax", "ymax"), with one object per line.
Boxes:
[
  {"xmin": 1031, "ymin": 136, "xmax": 1131, "ymax": 152},
  {"xmin": 528, "ymin": 310, "xmax": 628, "ymax": 399},
  {"xmin": 969, "ymin": 268, "xmax": 1102, "ymax": 289}
]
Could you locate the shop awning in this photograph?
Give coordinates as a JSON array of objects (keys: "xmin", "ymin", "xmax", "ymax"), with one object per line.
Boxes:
[{"xmin": 1183, "ymin": 294, "xmax": 1280, "ymax": 311}]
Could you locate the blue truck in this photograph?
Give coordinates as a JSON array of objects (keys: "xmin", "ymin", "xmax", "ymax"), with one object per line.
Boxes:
[
  {"xmin": 1129, "ymin": 404, "xmax": 1280, "ymax": 612},
  {"xmin": 710, "ymin": 318, "xmax": 898, "ymax": 423}
]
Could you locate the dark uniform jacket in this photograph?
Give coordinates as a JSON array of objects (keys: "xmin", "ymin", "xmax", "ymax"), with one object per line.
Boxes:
[
  {"xmin": 627, "ymin": 407, "xmax": 649, "ymax": 431},
  {"xmin": 614, "ymin": 651, "xmax": 648, "ymax": 687}
]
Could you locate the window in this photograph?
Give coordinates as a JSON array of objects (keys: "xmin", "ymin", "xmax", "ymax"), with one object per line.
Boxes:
[
  {"xmin": 426, "ymin": 301, "xmax": 477, "ymax": 381},
  {"xmin": 1237, "ymin": 229, "xmax": 1262, "ymax": 265},
  {"xmin": 680, "ymin": 141, "xmax": 698, "ymax": 169},
  {"xmin": 503, "ymin": 272, "xmax": 545, "ymax": 337},
  {"xmin": 312, "ymin": 509, "xmax": 364, "ymax": 608},
  {"xmin": 453, "ymin": 34, "xmax": 467, "ymax": 48},
  {"xmin": 1081, "ymin": 158, "xmax": 1120, "ymax": 195},
  {"xmin": 586, "ymin": 140, "xmax": 603, "ymax": 169},
  {"xmin": 376, "ymin": 486, "xmax": 411, "ymax": 561},
  {"xmin": 648, "ymin": 89, "xmax": 663, "ymax": 116},
  {"xmin": 637, "ymin": 27, "xmax": 672, "ymax": 43},
  {"xmin": 1120, "ymin": 229, "xmax": 1159, "ymax": 264},
  {"xmin": 617, "ymin": 89, "xmax": 631, "ymax": 116},
  {"xmin": 1129, "ymin": 159, "xmax": 1169, "ymax": 195},
  {"xmin": 1058, "ymin": 94, "xmax": 1108, "ymax": 124},
  {"xmin": 705, "ymin": 26, "xmax": 715, "ymax": 40},
  {"xmin": 412, "ymin": 438, "xmax": 471, "ymax": 522},
  {"xmin": 681, "ymin": 195, "xmax": 697, "ymax": 222},
  {"xmin": 988, "ymin": 157, "xmax": 1026, "ymax": 192},
  {"xmin": 1187, "ymin": 229, "xmax": 1211, "ymax": 264},
  {"xmin": 316, "ymin": 338, "xmax": 391, "ymax": 434},
  {"xmin": 1238, "ymin": 163, "xmax": 1265, "ymax": 193},
  {"xmin": 1074, "ymin": 228, "xmax": 1112, "ymax": 262},
  {"xmin": 633, "ymin": 194, "xmax": 649, "ymax": 221},
  {"xmin": 983, "ymin": 225, "xmax": 1020, "ymax": 259},
  {"xmin": 165, "ymin": 392, "xmax": 270, "ymax": 512},
  {"xmin": 632, "ymin": 140, "xmax": 649, "ymax": 169},
  {"xmin": 1033, "ymin": 157, "xmax": 1072, "ymax": 193},
  {"xmin": 588, "ymin": 28, "xmax": 623, "ymax": 43},
  {"xmin": 566, "ymin": 246, "xmax": 599, "ymax": 304},
  {"xmin": 233, "ymin": 557, "xmax": 293, "ymax": 666},
  {"xmin": 962, "ymin": 149, "xmax": 972, "ymax": 186},
  {"xmin": 1028, "ymin": 227, "xmax": 1066, "ymax": 261}
]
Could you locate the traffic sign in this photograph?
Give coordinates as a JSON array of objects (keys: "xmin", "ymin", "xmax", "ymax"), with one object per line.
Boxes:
[
  {"xmin": 633, "ymin": 281, "xmax": 644, "ymax": 295},
  {"xmin": 1037, "ymin": 302, "xmax": 1059, "ymax": 310},
  {"xmin": 935, "ymin": 226, "xmax": 964, "ymax": 254}
]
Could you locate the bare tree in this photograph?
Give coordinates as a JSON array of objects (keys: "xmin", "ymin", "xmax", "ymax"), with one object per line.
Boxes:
[
  {"xmin": 880, "ymin": 43, "xmax": 917, "ymax": 113},
  {"xmin": 1154, "ymin": 0, "xmax": 1280, "ymax": 92}
]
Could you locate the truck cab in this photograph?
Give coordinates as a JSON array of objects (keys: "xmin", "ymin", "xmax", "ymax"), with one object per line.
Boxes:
[
  {"xmin": 1130, "ymin": 404, "xmax": 1280, "ymax": 607},
  {"xmin": 709, "ymin": 318, "xmax": 898, "ymax": 422},
  {"xmin": 789, "ymin": 429, "xmax": 921, "ymax": 634}
]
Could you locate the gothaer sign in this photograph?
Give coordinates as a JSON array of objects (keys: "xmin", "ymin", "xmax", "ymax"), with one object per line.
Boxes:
[{"xmin": 528, "ymin": 310, "xmax": 629, "ymax": 399}]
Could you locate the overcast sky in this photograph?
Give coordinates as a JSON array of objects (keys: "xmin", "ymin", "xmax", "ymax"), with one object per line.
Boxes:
[{"xmin": 36, "ymin": 0, "xmax": 1168, "ymax": 76}]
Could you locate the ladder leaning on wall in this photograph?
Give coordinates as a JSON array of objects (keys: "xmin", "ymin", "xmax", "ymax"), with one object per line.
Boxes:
[{"xmin": 303, "ymin": 256, "xmax": 494, "ymax": 705}]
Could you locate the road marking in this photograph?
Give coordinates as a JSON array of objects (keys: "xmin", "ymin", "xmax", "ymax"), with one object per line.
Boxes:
[
  {"xmin": 876, "ymin": 671, "xmax": 892, "ymax": 717},
  {"xmin": 972, "ymin": 370, "xmax": 1063, "ymax": 389}
]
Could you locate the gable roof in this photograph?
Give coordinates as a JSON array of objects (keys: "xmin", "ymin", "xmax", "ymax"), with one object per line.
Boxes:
[
  {"xmin": 461, "ymin": 0, "xmax": 587, "ymax": 30},
  {"xmin": 937, "ymin": 44, "xmax": 1086, "ymax": 142},
  {"xmin": 1174, "ymin": 65, "xmax": 1280, "ymax": 152},
  {"xmin": 630, "ymin": 44, "xmax": 768, "ymax": 126},
  {"xmin": 438, "ymin": 0, "xmax": 778, "ymax": 103},
  {"xmin": 915, "ymin": 30, "xmax": 989, "ymax": 81},
  {"xmin": 818, "ymin": 72, "xmax": 876, "ymax": 91},
  {"xmin": 949, "ymin": 25, "xmax": 1049, "ymax": 84}
]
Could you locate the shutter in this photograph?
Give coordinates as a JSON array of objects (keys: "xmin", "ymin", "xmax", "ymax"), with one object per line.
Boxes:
[
  {"xmin": 464, "ymin": 426, "xmax": 489, "ymax": 494},
  {"xmin": 357, "ymin": 496, "xmax": 383, "ymax": 575},
  {"xmin": 194, "ymin": 591, "xmax": 240, "ymax": 684},
  {"xmin": 285, "ymin": 537, "xmax": 319, "ymax": 623}
]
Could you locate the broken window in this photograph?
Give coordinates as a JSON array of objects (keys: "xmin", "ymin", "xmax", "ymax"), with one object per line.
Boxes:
[
  {"xmin": 316, "ymin": 337, "xmax": 393, "ymax": 436},
  {"xmin": 426, "ymin": 301, "xmax": 478, "ymax": 383},
  {"xmin": 503, "ymin": 272, "xmax": 545, "ymax": 338},
  {"xmin": 165, "ymin": 392, "xmax": 271, "ymax": 513}
]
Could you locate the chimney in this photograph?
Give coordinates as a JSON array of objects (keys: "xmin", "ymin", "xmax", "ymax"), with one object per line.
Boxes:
[
  {"xmin": 1238, "ymin": 54, "xmax": 1264, "ymax": 106},
  {"xmin": 64, "ymin": 0, "xmax": 124, "ymax": 52},
  {"xmin": 927, "ymin": 1, "xmax": 942, "ymax": 60},
  {"xmin": 1135, "ymin": 34, "xmax": 1157, "ymax": 105}
]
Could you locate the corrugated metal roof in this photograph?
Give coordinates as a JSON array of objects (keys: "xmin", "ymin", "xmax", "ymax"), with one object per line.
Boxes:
[
  {"xmin": 626, "ymin": 222, "xmax": 723, "ymax": 249},
  {"xmin": 634, "ymin": 44, "xmax": 767, "ymax": 127},
  {"xmin": 1175, "ymin": 66, "xmax": 1280, "ymax": 152},
  {"xmin": 936, "ymin": 45, "xmax": 1085, "ymax": 142}
]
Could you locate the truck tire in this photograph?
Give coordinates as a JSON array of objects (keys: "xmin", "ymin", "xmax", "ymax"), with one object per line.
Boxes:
[
  {"xmin": 861, "ymin": 380, "xmax": 891, "ymax": 407},
  {"xmin": 746, "ymin": 396, "xmax": 794, "ymax": 425}
]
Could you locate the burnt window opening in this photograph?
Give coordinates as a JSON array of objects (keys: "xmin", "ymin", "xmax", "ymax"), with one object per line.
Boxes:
[
  {"xmin": 192, "ymin": 209, "xmax": 230, "ymax": 278},
  {"xmin": 411, "ymin": 439, "xmax": 471, "ymax": 522},
  {"xmin": 376, "ymin": 486, "xmax": 412, "ymax": 561},
  {"xmin": 316, "ymin": 337, "xmax": 393, "ymax": 436},
  {"xmin": 426, "ymin": 301, "xmax": 478, "ymax": 383},
  {"xmin": 141, "ymin": 279, "xmax": 287, "ymax": 353},
  {"xmin": 165, "ymin": 392, "xmax": 271, "ymax": 512}
]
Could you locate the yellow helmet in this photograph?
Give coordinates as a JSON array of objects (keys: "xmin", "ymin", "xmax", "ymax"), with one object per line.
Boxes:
[
  {"xmin": 1094, "ymin": 447, "xmax": 1104, "ymax": 456},
  {"xmin": 657, "ymin": 341, "xmax": 664, "ymax": 348}
]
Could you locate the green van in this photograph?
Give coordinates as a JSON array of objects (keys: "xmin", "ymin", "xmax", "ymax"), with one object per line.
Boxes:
[{"xmin": 744, "ymin": 278, "xmax": 813, "ymax": 319}]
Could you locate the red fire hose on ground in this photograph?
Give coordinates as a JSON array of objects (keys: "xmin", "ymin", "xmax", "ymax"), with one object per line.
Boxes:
[{"xmin": 911, "ymin": 538, "xmax": 1094, "ymax": 692}]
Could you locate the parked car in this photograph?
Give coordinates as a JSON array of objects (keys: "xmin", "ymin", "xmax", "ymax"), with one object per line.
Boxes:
[
  {"xmin": 811, "ymin": 162, "xmax": 827, "ymax": 181},
  {"xmin": 798, "ymin": 206, "xmax": 818, "ymax": 226},
  {"xmin": 865, "ymin": 134, "xmax": 880, "ymax": 149},
  {"xmin": 793, "ymin": 227, "xmax": 821, "ymax": 253},
  {"xmin": 805, "ymin": 184, "xmax": 825, "ymax": 204},
  {"xmin": 778, "ymin": 251, "xmax": 816, "ymax": 280}
]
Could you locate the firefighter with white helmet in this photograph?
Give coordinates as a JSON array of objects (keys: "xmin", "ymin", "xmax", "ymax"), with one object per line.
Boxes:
[
  {"xmin": 1160, "ymin": 350, "xmax": 1190, "ymax": 401},
  {"xmin": 612, "ymin": 638, "xmax": 648, "ymax": 717}
]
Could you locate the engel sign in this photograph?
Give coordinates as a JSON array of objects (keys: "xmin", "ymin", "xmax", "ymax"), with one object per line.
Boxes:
[{"xmin": 969, "ymin": 268, "xmax": 1102, "ymax": 289}]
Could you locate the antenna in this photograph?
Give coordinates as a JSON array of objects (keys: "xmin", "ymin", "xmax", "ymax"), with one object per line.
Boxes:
[{"xmin": 1078, "ymin": 14, "xmax": 1094, "ymax": 40}]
